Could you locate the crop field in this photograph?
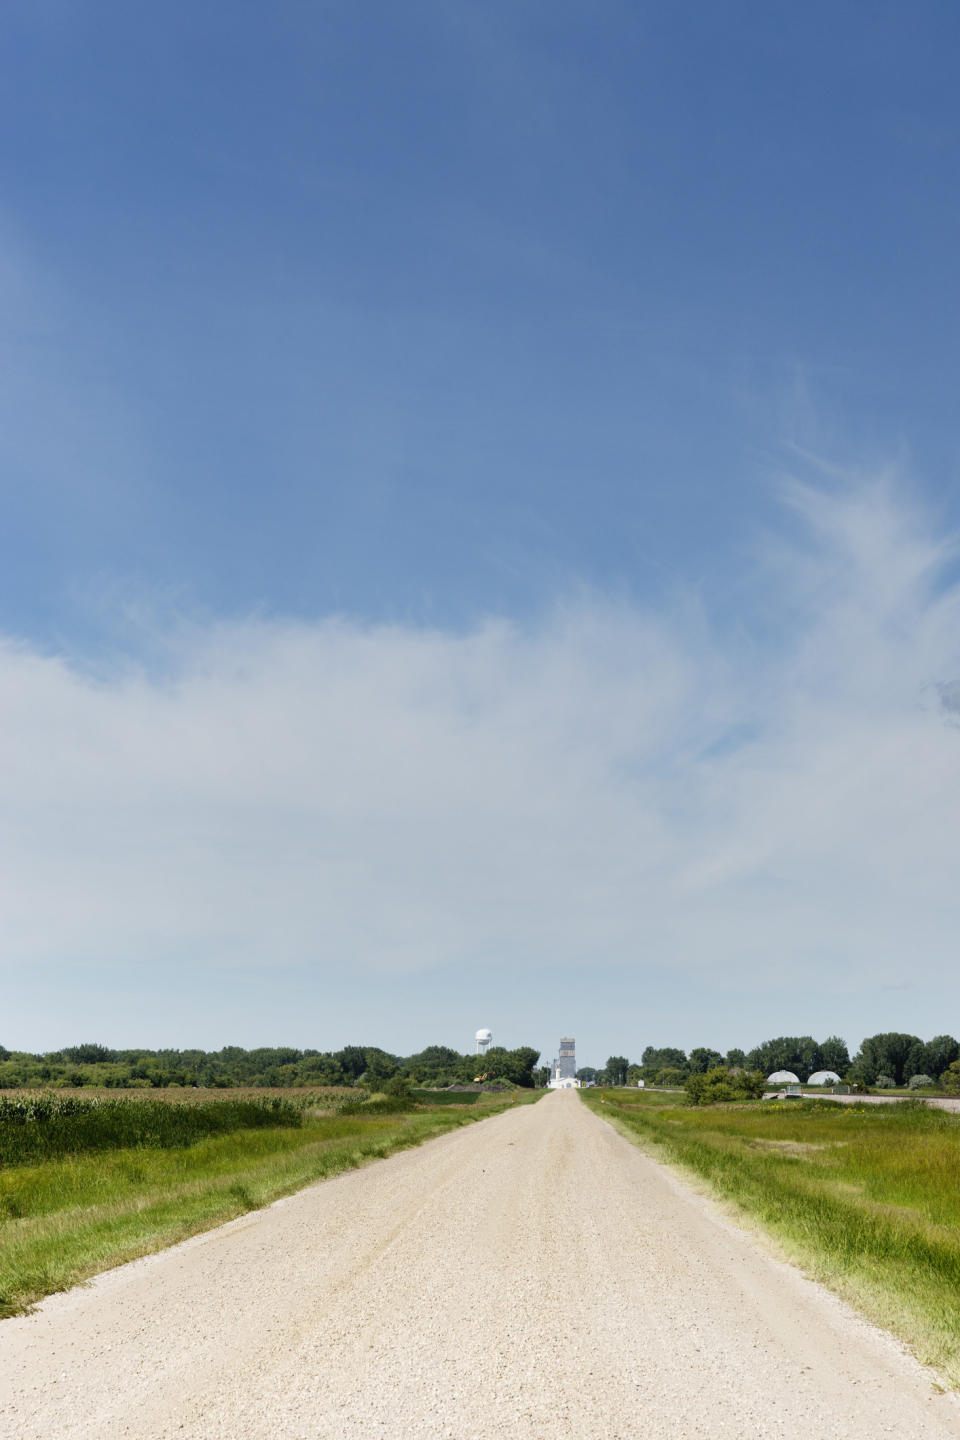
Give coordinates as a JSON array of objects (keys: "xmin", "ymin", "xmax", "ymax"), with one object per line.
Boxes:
[
  {"xmin": 0, "ymin": 1088, "xmax": 536, "ymax": 1318},
  {"xmin": 584, "ymin": 1088, "xmax": 960, "ymax": 1382},
  {"xmin": 3, "ymin": 1085, "xmax": 356, "ymax": 1105}
]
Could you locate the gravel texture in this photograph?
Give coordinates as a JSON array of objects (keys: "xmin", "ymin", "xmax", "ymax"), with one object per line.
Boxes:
[{"xmin": 1, "ymin": 1090, "xmax": 958, "ymax": 1439}]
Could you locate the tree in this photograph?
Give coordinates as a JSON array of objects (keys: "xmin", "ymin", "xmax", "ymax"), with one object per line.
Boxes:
[
  {"xmin": 851, "ymin": 1033, "xmax": 921, "ymax": 1087},
  {"xmin": 402, "ymin": 1045, "xmax": 462, "ymax": 1083},
  {"xmin": 819, "ymin": 1036, "xmax": 850, "ymax": 1074},
  {"xmin": 605, "ymin": 1055, "xmax": 629, "ymax": 1087},
  {"xmin": 940, "ymin": 1059, "xmax": 960, "ymax": 1093},
  {"xmin": 922, "ymin": 1035, "xmax": 959, "ymax": 1078},
  {"xmin": 61, "ymin": 1043, "xmax": 117, "ymax": 1064},
  {"xmin": 903, "ymin": 1040, "xmax": 926, "ymax": 1083},
  {"xmin": 508, "ymin": 1047, "xmax": 541, "ymax": 1088},
  {"xmin": 479, "ymin": 1046, "xmax": 540, "ymax": 1087},
  {"xmin": 363, "ymin": 1047, "xmax": 400, "ymax": 1084},
  {"xmin": 641, "ymin": 1046, "xmax": 687, "ymax": 1070},
  {"xmin": 576, "ymin": 1068, "xmax": 597, "ymax": 1083},
  {"xmin": 333, "ymin": 1046, "xmax": 368, "ymax": 1082},
  {"xmin": 725, "ymin": 1048, "xmax": 746, "ymax": 1068},
  {"xmin": 745, "ymin": 1037, "xmax": 822, "ymax": 1078},
  {"xmin": 688, "ymin": 1047, "xmax": 724, "ymax": 1074}
]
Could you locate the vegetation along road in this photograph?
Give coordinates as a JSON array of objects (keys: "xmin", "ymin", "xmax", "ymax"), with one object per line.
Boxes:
[{"xmin": 2, "ymin": 1091, "xmax": 959, "ymax": 1439}]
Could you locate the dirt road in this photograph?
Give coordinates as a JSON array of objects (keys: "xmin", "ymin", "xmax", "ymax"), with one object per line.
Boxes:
[{"xmin": 1, "ymin": 1091, "xmax": 958, "ymax": 1439}]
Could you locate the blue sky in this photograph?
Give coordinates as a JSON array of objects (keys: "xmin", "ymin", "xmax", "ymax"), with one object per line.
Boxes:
[{"xmin": 2, "ymin": 3, "xmax": 960, "ymax": 1066}]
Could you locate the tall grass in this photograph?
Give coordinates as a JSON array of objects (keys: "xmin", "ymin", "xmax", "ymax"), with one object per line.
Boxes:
[
  {"xmin": 584, "ymin": 1090, "xmax": 960, "ymax": 1383},
  {"xmin": 0, "ymin": 1090, "xmax": 538, "ymax": 1318},
  {"xmin": 0, "ymin": 1094, "xmax": 303, "ymax": 1165}
]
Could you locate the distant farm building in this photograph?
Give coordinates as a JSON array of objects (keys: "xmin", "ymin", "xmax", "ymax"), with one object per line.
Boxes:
[
  {"xmin": 766, "ymin": 1070, "xmax": 800, "ymax": 1085},
  {"xmin": 807, "ymin": 1069, "xmax": 842, "ymax": 1086}
]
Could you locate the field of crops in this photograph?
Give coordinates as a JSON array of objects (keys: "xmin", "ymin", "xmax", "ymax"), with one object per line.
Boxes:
[
  {"xmin": 0, "ymin": 1094, "xmax": 307, "ymax": 1165},
  {"xmin": 3, "ymin": 1086, "xmax": 355, "ymax": 1104},
  {"xmin": 0, "ymin": 1088, "xmax": 535, "ymax": 1317},
  {"xmin": 583, "ymin": 1088, "xmax": 960, "ymax": 1382}
]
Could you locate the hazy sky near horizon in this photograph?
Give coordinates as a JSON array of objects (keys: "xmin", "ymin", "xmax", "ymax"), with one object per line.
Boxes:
[{"xmin": 3, "ymin": 3, "xmax": 960, "ymax": 1068}]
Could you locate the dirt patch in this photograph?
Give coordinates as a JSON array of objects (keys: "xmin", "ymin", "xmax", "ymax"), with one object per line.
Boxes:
[{"xmin": 749, "ymin": 1138, "xmax": 847, "ymax": 1158}]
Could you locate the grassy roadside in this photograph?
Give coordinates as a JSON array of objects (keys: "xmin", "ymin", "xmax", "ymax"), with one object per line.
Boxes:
[
  {"xmin": 583, "ymin": 1088, "xmax": 960, "ymax": 1384},
  {"xmin": 0, "ymin": 1090, "xmax": 538, "ymax": 1318}
]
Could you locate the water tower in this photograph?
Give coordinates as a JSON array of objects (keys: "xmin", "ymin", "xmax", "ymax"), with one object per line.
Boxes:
[{"xmin": 475, "ymin": 1028, "xmax": 492, "ymax": 1056}]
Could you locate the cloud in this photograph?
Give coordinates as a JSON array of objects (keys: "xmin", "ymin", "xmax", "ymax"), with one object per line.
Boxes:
[{"xmin": 1, "ymin": 473, "xmax": 959, "ymax": 1022}]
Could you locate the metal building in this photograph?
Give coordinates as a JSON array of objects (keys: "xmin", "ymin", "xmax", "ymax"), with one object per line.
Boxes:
[
  {"xmin": 557, "ymin": 1037, "xmax": 576, "ymax": 1080},
  {"xmin": 549, "ymin": 1037, "xmax": 578, "ymax": 1088}
]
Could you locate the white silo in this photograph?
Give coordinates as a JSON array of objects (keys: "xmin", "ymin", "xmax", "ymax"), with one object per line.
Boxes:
[{"xmin": 475, "ymin": 1028, "xmax": 492, "ymax": 1056}]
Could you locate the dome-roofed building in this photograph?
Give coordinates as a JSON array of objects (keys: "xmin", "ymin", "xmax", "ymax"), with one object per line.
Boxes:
[
  {"xmin": 807, "ymin": 1069, "xmax": 842, "ymax": 1086},
  {"xmin": 766, "ymin": 1069, "xmax": 800, "ymax": 1085}
]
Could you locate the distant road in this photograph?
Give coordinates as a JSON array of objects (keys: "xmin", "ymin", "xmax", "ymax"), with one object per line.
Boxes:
[
  {"xmin": 814, "ymin": 1094, "xmax": 960, "ymax": 1111},
  {"xmin": 1, "ymin": 1092, "xmax": 958, "ymax": 1439}
]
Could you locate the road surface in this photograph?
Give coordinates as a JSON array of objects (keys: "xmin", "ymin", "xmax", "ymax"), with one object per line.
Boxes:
[
  {"xmin": 1, "ymin": 1091, "xmax": 958, "ymax": 1439},
  {"xmin": 821, "ymin": 1094, "xmax": 960, "ymax": 1112}
]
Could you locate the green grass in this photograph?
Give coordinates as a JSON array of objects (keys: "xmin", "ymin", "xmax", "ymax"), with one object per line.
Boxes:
[
  {"xmin": 583, "ymin": 1088, "xmax": 960, "ymax": 1384},
  {"xmin": 598, "ymin": 1087, "xmax": 681, "ymax": 1106},
  {"xmin": 410, "ymin": 1089, "xmax": 480, "ymax": 1104},
  {"xmin": 0, "ymin": 1090, "xmax": 538, "ymax": 1318}
]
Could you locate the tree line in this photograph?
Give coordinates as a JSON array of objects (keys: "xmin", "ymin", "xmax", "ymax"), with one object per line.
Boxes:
[
  {"xmin": 575, "ymin": 1033, "xmax": 960, "ymax": 1090},
  {"xmin": 7, "ymin": 1031, "xmax": 957, "ymax": 1094},
  {"xmin": 0, "ymin": 1041, "xmax": 541, "ymax": 1091}
]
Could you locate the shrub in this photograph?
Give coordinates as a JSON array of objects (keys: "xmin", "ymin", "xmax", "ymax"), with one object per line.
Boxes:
[
  {"xmin": 940, "ymin": 1060, "xmax": 960, "ymax": 1094},
  {"xmin": 908, "ymin": 1074, "xmax": 936, "ymax": 1090},
  {"xmin": 875, "ymin": 1074, "xmax": 896, "ymax": 1089},
  {"xmin": 685, "ymin": 1066, "xmax": 765, "ymax": 1106}
]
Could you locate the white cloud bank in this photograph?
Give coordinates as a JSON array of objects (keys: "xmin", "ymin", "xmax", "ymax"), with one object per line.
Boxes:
[{"xmin": 2, "ymin": 476, "xmax": 959, "ymax": 1028}]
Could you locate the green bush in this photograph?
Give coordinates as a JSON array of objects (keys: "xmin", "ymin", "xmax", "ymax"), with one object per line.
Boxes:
[
  {"xmin": 908, "ymin": 1074, "xmax": 935, "ymax": 1089},
  {"xmin": 684, "ymin": 1066, "xmax": 766, "ymax": 1106},
  {"xmin": 875, "ymin": 1074, "xmax": 897, "ymax": 1088}
]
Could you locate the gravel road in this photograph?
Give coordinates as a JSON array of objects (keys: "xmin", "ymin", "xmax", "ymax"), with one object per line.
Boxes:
[
  {"xmin": 822, "ymin": 1095, "xmax": 960, "ymax": 1112},
  {"xmin": 2, "ymin": 1091, "xmax": 958, "ymax": 1439}
]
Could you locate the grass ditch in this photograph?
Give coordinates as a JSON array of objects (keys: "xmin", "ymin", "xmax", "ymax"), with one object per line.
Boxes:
[
  {"xmin": 583, "ymin": 1088, "xmax": 960, "ymax": 1385},
  {"xmin": 0, "ymin": 1089, "xmax": 538, "ymax": 1318}
]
